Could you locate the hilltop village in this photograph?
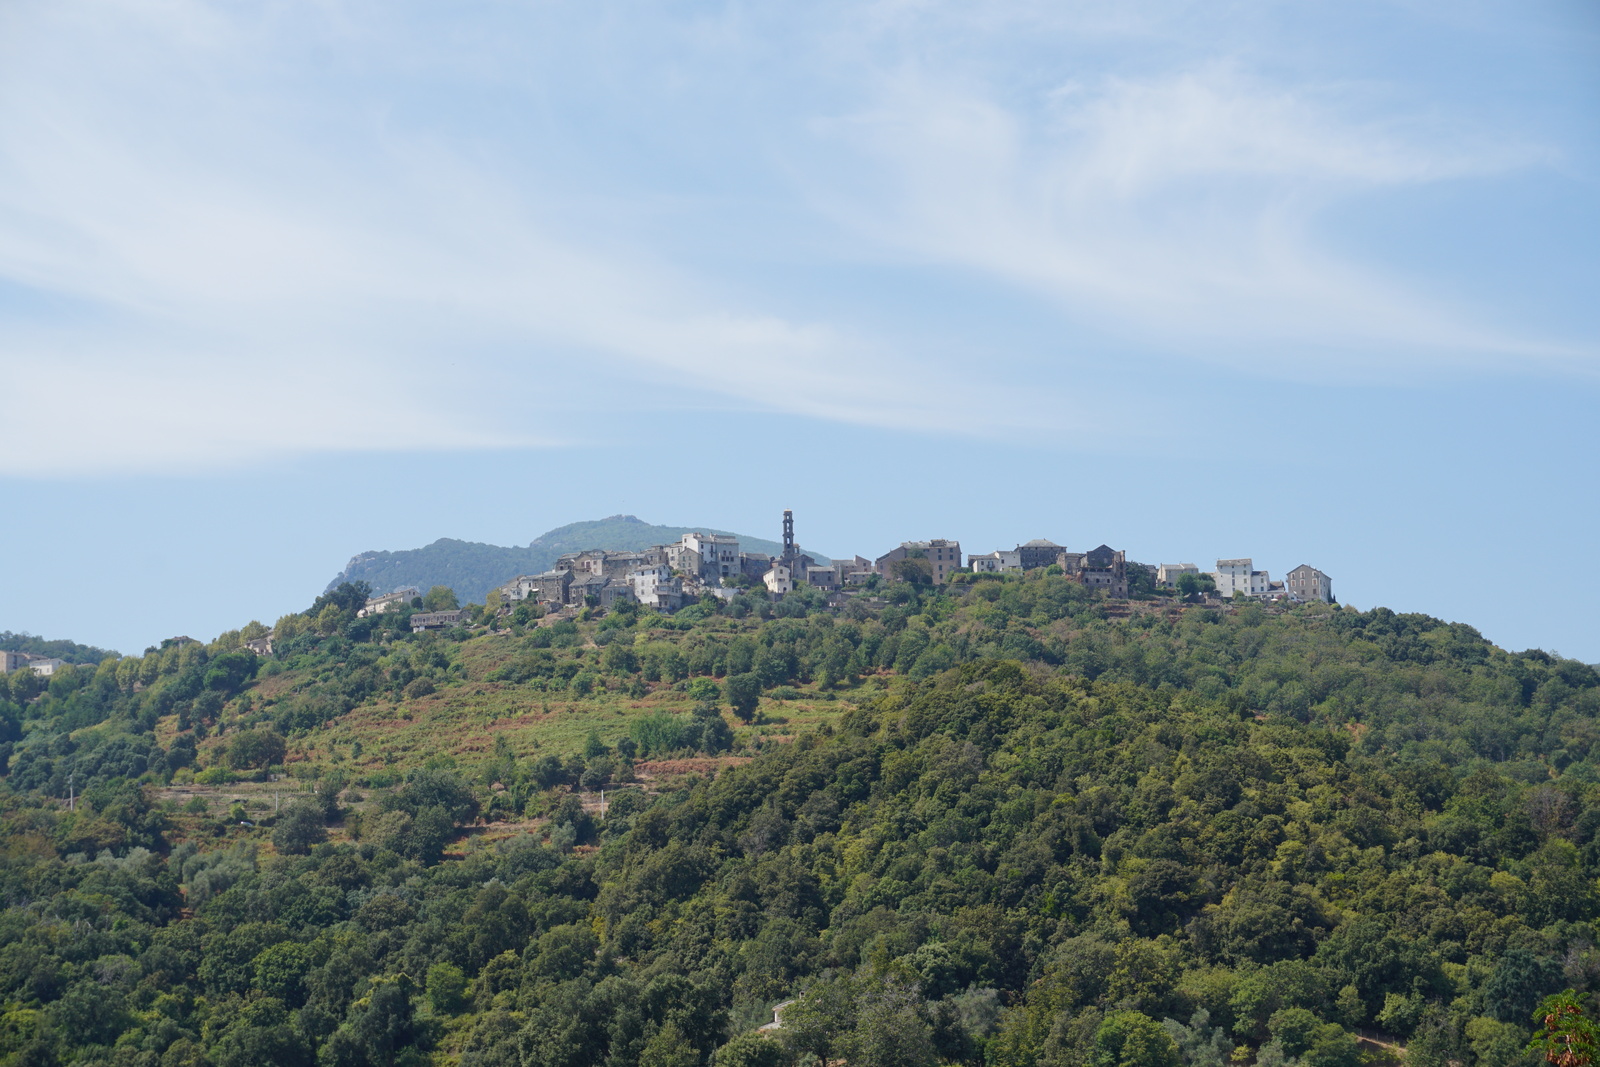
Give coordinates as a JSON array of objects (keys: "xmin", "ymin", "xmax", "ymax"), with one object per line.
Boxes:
[
  {"xmin": 319, "ymin": 510, "xmax": 1336, "ymax": 637},
  {"xmin": 0, "ymin": 514, "xmax": 1337, "ymax": 672}
]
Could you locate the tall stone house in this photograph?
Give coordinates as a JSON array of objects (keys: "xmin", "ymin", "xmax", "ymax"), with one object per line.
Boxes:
[
  {"xmin": 1286, "ymin": 564, "xmax": 1333, "ymax": 603},
  {"xmin": 875, "ymin": 539, "xmax": 964, "ymax": 584},
  {"xmin": 1065, "ymin": 545, "xmax": 1129, "ymax": 598},
  {"xmin": 1017, "ymin": 538, "xmax": 1065, "ymax": 570}
]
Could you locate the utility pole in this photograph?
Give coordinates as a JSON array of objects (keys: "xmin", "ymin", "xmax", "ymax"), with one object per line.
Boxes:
[
  {"xmin": 67, "ymin": 772, "xmax": 75, "ymax": 812},
  {"xmin": 599, "ymin": 789, "xmax": 605, "ymax": 821}
]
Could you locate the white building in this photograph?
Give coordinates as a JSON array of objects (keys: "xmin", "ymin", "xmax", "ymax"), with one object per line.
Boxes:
[
  {"xmin": 968, "ymin": 550, "xmax": 1023, "ymax": 573},
  {"xmin": 680, "ymin": 532, "xmax": 741, "ymax": 581},
  {"xmin": 763, "ymin": 564, "xmax": 793, "ymax": 596},
  {"xmin": 1286, "ymin": 564, "xmax": 1333, "ymax": 603},
  {"xmin": 629, "ymin": 565, "xmax": 674, "ymax": 607},
  {"xmin": 357, "ymin": 587, "xmax": 420, "ymax": 618},
  {"xmin": 1156, "ymin": 563, "xmax": 1200, "ymax": 588},
  {"xmin": 1214, "ymin": 559, "xmax": 1271, "ymax": 598},
  {"xmin": 0, "ymin": 652, "xmax": 67, "ymax": 676}
]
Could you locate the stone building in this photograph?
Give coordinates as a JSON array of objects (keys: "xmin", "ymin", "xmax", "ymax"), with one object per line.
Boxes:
[
  {"xmin": 740, "ymin": 553, "xmax": 774, "ymax": 581},
  {"xmin": 504, "ymin": 571, "xmax": 571, "ymax": 607},
  {"xmin": 802, "ymin": 565, "xmax": 840, "ymax": 591},
  {"xmin": 875, "ymin": 539, "xmax": 964, "ymax": 584},
  {"xmin": 1286, "ymin": 564, "xmax": 1333, "ymax": 603},
  {"xmin": 837, "ymin": 556, "xmax": 876, "ymax": 586},
  {"xmin": 1066, "ymin": 544, "xmax": 1129, "ymax": 598},
  {"xmin": 411, "ymin": 610, "xmax": 464, "ymax": 632},
  {"xmin": 568, "ymin": 572, "xmax": 610, "ymax": 606},
  {"xmin": 1017, "ymin": 538, "xmax": 1065, "ymax": 570}
]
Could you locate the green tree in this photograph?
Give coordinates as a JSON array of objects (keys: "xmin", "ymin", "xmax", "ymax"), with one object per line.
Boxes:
[
  {"xmin": 1487, "ymin": 949, "xmax": 1566, "ymax": 1024},
  {"xmin": 1094, "ymin": 1010, "xmax": 1180, "ymax": 1067},
  {"xmin": 271, "ymin": 800, "xmax": 327, "ymax": 855},
  {"xmin": 640, "ymin": 1021, "xmax": 699, "ymax": 1067},
  {"xmin": 842, "ymin": 981, "xmax": 936, "ymax": 1067},
  {"xmin": 422, "ymin": 585, "xmax": 460, "ymax": 611},
  {"xmin": 227, "ymin": 728, "xmax": 287, "ymax": 770},
  {"xmin": 204, "ymin": 650, "xmax": 259, "ymax": 694},
  {"xmin": 714, "ymin": 1033, "xmax": 785, "ymax": 1067},
  {"xmin": 427, "ymin": 962, "xmax": 468, "ymax": 1016},
  {"xmin": 724, "ymin": 673, "xmax": 762, "ymax": 723},
  {"xmin": 892, "ymin": 555, "xmax": 934, "ymax": 587},
  {"xmin": 253, "ymin": 941, "xmax": 316, "ymax": 1006}
]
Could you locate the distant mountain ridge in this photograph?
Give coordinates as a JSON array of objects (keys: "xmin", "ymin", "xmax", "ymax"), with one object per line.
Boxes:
[{"xmin": 326, "ymin": 515, "xmax": 816, "ymax": 605}]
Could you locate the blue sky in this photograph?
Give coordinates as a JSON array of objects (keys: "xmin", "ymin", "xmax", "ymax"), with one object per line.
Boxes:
[{"xmin": 1, "ymin": 0, "xmax": 1596, "ymax": 660}]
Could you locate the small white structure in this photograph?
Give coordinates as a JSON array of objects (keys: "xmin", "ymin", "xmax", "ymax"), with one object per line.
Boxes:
[
  {"xmin": 1156, "ymin": 563, "xmax": 1200, "ymax": 588},
  {"xmin": 763, "ymin": 564, "xmax": 793, "ymax": 596},
  {"xmin": 1286, "ymin": 564, "xmax": 1333, "ymax": 603},
  {"xmin": 27, "ymin": 658, "xmax": 65, "ymax": 677},
  {"xmin": 968, "ymin": 550, "xmax": 1022, "ymax": 573},
  {"xmin": 1214, "ymin": 559, "xmax": 1271, "ymax": 598},
  {"xmin": 358, "ymin": 587, "xmax": 420, "ymax": 618},
  {"xmin": 759, "ymin": 999, "xmax": 797, "ymax": 1031}
]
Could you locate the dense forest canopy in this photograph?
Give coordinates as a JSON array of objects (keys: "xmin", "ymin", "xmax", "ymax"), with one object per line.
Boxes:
[{"xmin": 2, "ymin": 573, "xmax": 1599, "ymax": 1066}]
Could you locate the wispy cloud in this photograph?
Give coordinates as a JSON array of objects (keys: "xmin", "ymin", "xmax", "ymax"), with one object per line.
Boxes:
[
  {"xmin": 0, "ymin": 0, "xmax": 1587, "ymax": 476},
  {"xmin": 800, "ymin": 62, "xmax": 1572, "ymax": 377},
  {"xmin": 0, "ymin": 0, "xmax": 1086, "ymax": 476}
]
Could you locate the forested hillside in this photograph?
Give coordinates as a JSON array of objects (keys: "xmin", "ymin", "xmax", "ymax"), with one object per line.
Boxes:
[
  {"xmin": 327, "ymin": 515, "xmax": 795, "ymax": 604},
  {"xmin": 2, "ymin": 575, "xmax": 1599, "ymax": 1066}
]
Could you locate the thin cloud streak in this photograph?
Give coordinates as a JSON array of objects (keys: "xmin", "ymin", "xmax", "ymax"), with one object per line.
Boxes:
[
  {"xmin": 800, "ymin": 64, "xmax": 1576, "ymax": 378},
  {"xmin": 0, "ymin": 0, "xmax": 1590, "ymax": 476},
  {"xmin": 0, "ymin": 1, "xmax": 1090, "ymax": 476}
]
